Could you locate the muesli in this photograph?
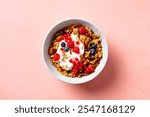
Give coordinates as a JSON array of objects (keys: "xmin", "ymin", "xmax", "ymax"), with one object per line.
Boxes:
[{"xmin": 48, "ymin": 24, "xmax": 102, "ymax": 77}]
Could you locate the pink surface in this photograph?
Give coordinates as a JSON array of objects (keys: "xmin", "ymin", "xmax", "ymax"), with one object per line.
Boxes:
[{"xmin": 0, "ymin": 0, "xmax": 150, "ymax": 100}]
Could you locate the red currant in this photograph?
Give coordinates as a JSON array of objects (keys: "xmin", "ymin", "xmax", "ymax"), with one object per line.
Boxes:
[
  {"xmin": 69, "ymin": 59, "xmax": 73, "ymax": 63},
  {"xmin": 76, "ymin": 41, "xmax": 80, "ymax": 45},
  {"xmin": 60, "ymin": 48, "xmax": 64, "ymax": 51},
  {"xmin": 72, "ymin": 68, "xmax": 78, "ymax": 75},
  {"xmin": 84, "ymin": 65, "xmax": 95, "ymax": 74},
  {"xmin": 54, "ymin": 53, "xmax": 60, "ymax": 61},
  {"xmin": 85, "ymin": 33, "xmax": 89, "ymax": 37},
  {"xmin": 75, "ymin": 57, "xmax": 79, "ymax": 61},
  {"xmin": 89, "ymin": 65, "xmax": 94, "ymax": 72},
  {"xmin": 73, "ymin": 61, "xmax": 77, "ymax": 66},
  {"xmin": 66, "ymin": 33, "xmax": 70, "ymax": 36}
]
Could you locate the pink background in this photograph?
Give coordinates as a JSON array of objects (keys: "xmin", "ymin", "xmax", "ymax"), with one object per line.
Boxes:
[{"xmin": 0, "ymin": 0, "xmax": 150, "ymax": 99}]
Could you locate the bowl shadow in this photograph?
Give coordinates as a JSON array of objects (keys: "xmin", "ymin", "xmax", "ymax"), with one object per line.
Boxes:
[{"xmin": 65, "ymin": 41, "xmax": 121, "ymax": 98}]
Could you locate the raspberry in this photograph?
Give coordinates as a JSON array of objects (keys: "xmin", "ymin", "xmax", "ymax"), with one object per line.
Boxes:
[
  {"xmin": 73, "ymin": 46, "xmax": 80, "ymax": 54},
  {"xmin": 79, "ymin": 27, "xmax": 87, "ymax": 34},
  {"xmin": 67, "ymin": 41, "xmax": 74, "ymax": 48},
  {"xmin": 76, "ymin": 41, "xmax": 80, "ymax": 45},
  {"xmin": 54, "ymin": 53, "xmax": 60, "ymax": 61}
]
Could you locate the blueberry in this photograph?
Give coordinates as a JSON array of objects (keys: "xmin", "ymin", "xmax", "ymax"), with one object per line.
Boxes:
[
  {"xmin": 91, "ymin": 44, "xmax": 97, "ymax": 49},
  {"xmin": 61, "ymin": 42, "xmax": 66, "ymax": 47},
  {"xmin": 64, "ymin": 46, "xmax": 70, "ymax": 52},
  {"xmin": 90, "ymin": 49, "xmax": 96, "ymax": 55}
]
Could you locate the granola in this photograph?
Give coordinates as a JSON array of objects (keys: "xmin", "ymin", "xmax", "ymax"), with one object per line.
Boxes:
[{"xmin": 48, "ymin": 24, "xmax": 102, "ymax": 78}]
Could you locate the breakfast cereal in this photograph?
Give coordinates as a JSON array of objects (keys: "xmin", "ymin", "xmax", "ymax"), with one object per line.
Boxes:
[{"xmin": 48, "ymin": 24, "xmax": 102, "ymax": 77}]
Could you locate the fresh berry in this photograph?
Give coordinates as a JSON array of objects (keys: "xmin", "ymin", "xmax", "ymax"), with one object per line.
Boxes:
[
  {"xmin": 74, "ymin": 65, "xmax": 79, "ymax": 68},
  {"xmin": 79, "ymin": 62, "xmax": 83, "ymax": 70},
  {"xmin": 64, "ymin": 35, "xmax": 72, "ymax": 43},
  {"xmin": 79, "ymin": 66, "xmax": 82, "ymax": 70},
  {"xmin": 91, "ymin": 44, "xmax": 97, "ymax": 49},
  {"xmin": 89, "ymin": 65, "xmax": 94, "ymax": 72},
  {"xmin": 57, "ymin": 37, "xmax": 63, "ymax": 42},
  {"xmin": 67, "ymin": 41, "xmax": 74, "ymax": 48},
  {"xmin": 79, "ymin": 27, "xmax": 87, "ymax": 34},
  {"xmin": 84, "ymin": 65, "xmax": 95, "ymax": 74},
  {"xmin": 85, "ymin": 67, "xmax": 91, "ymax": 74},
  {"xmin": 84, "ymin": 66, "xmax": 87, "ymax": 71},
  {"xmin": 73, "ymin": 46, "xmax": 80, "ymax": 54},
  {"xmin": 60, "ymin": 48, "xmax": 64, "ymax": 51},
  {"xmin": 69, "ymin": 59, "xmax": 73, "ymax": 63},
  {"xmin": 76, "ymin": 41, "xmax": 80, "ymax": 45},
  {"xmin": 54, "ymin": 53, "xmax": 60, "ymax": 61},
  {"xmin": 64, "ymin": 46, "xmax": 70, "ymax": 52},
  {"xmin": 66, "ymin": 33, "xmax": 70, "ymax": 36},
  {"xmin": 62, "ymin": 35, "xmax": 66, "ymax": 38},
  {"xmin": 61, "ymin": 42, "xmax": 66, "ymax": 47},
  {"xmin": 85, "ymin": 33, "xmax": 89, "ymax": 37},
  {"xmin": 90, "ymin": 48, "xmax": 96, "ymax": 55},
  {"xmin": 72, "ymin": 62, "xmax": 80, "ymax": 74},
  {"xmin": 72, "ymin": 68, "xmax": 78, "ymax": 75},
  {"xmin": 65, "ymin": 38, "xmax": 72, "ymax": 43},
  {"xmin": 73, "ymin": 61, "xmax": 78, "ymax": 66},
  {"xmin": 75, "ymin": 57, "xmax": 79, "ymax": 61},
  {"xmin": 67, "ymin": 36, "xmax": 72, "ymax": 40},
  {"xmin": 63, "ymin": 33, "xmax": 70, "ymax": 38},
  {"xmin": 79, "ymin": 62, "xmax": 83, "ymax": 67},
  {"xmin": 65, "ymin": 39, "xmax": 71, "ymax": 43}
]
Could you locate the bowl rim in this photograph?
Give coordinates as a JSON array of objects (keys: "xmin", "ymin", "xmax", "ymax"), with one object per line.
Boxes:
[{"xmin": 42, "ymin": 18, "xmax": 108, "ymax": 84}]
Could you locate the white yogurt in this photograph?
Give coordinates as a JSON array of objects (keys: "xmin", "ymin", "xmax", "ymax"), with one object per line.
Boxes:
[{"xmin": 56, "ymin": 34, "xmax": 84, "ymax": 71}]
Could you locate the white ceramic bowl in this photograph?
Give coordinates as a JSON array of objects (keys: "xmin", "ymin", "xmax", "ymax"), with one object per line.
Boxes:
[{"xmin": 43, "ymin": 19, "xmax": 108, "ymax": 84}]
